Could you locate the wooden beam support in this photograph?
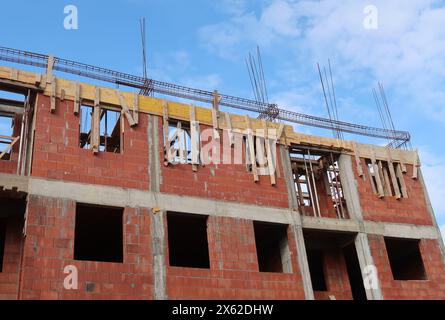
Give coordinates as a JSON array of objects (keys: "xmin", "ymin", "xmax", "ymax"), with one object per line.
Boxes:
[
  {"xmin": 190, "ymin": 105, "xmax": 200, "ymax": 172},
  {"xmin": 0, "ymin": 136, "xmax": 20, "ymax": 160},
  {"xmin": 117, "ymin": 91, "xmax": 137, "ymax": 127},
  {"xmin": 162, "ymin": 101, "xmax": 170, "ymax": 165},
  {"xmin": 92, "ymin": 87, "xmax": 101, "ymax": 154},
  {"xmin": 46, "ymin": 55, "xmax": 55, "ymax": 84},
  {"xmin": 212, "ymin": 90, "xmax": 221, "ymax": 141},
  {"xmin": 387, "ymin": 149, "xmax": 401, "ymax": 199},
  {"xmin": 50, "ymin": 76, "xmax": 56, "ymax": 113},
  {"xmin": 245, "ymin": 116, "xmax": 259, "ymax": 182},
  {"xmin": 371, "ymin": 152, "xmax": 384, "ymax": 198},
  {"xmin": 354, "ymin": 143, "xmax": 364, "ymax": 177},
  {"xmin": 224, "ymin": 112, "xmax": 234, "ymax": 146},
  {"xmin": 396, "ymin": 163, "xmax": 408, "ymax": 198},
  {"xmin": 263, "ymin": 120, "xmax": 276, "ymax": 186},
  {"xmin": 74, "ymin": 81, "xmax": 80, "ymax": 115},
  {"xmin": 381, "ymin": 163, "xmax": 392, "ymax": 197},
  {"xmin": 412, "ymin": 152, "xmax": 419, "ymax": 180},
  {"xmin": 133, "ymin": 93, "xmax": 139, "ymax": 125}
]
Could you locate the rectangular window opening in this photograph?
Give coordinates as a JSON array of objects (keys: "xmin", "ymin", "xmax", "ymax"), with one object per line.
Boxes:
[
  {"xmin": 74, "ymin": 203, "xmax": 123, "ymax": 263},
  {"xmin": 79, "ymin": 104, "xmax": 93, "ymax": 150},
  {"xmin": 79, "ymin": 105, "xmax": 122, "ymax": 153},
  {"xmin": 289, "ymin": 146, "xmax": 347, "ymax": 218},
  {"xmin": 100, "ymin": 108, "xmax": 121, "ymax": 153},
  {"xmin": 0, "ymin": 89, "xmax": 24, "ymax": 161},
  {"xmin": 385, "ymin": 237, "xmax": 427, "ymax": 280},
  {"xmin": 253, "ymin": 221, "xmax": 290, "ymax": 273},
  {"xmin": 307, "ymin": 249, "xmax": 328, "ymax": 291},
  {"xmin": 167, "ymin": 212, "xmax": 210, "ymax": 269},
  {"xmin": 165, "ymin": 120, "xmax": 192, "ymax": 164},
  {"xmin": 0, "ymin": 115, "xmax": 14, "ymax": 160}
]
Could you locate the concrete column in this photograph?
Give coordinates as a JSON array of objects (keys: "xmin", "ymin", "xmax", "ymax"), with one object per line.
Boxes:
[
  {"xmin": 338, "ymin": 154, "xmax": 383, "ymax": 300},
  {"xmin": 280, "ymin": 145, "xmax": 314, "ymax": 300},
  {"xmin": 147, "ymin": 115, "xmax": 167, "ymax": 300},
  {"xmin": 355, "ymin": 233, "xmax": 383, "ymax": 300},
  {"xmin": 293, "ymin": 225, "xmax": 314, "ymax": 300},
  {"xmin": 338, "ymin": 154, "xmax": 363, "ymax": 220}
]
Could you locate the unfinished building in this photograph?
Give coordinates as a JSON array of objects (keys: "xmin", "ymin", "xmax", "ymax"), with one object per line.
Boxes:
[{"xmin": 0, "ymin": 48, "xmax": 444, "ymax": 300}]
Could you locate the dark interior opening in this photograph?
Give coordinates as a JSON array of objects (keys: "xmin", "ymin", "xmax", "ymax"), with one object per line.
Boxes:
[
  {"xmin": 307, "ymin": 249, "xmax": 327, "ymax": 291},
  {"xmin": 167, "ymin": 212, "xmax": 210, "ymax": 269},
  {"xmin": 0, "ymin": 219, "xmax": 5, "ymax": 272},
  {"xmin": 74, "ymin": 203, "xmax": 123, "ymax": 263},
  {"xmin": 253, "ymin": 221, "xmax": 288, "ymax": 273},
  {"xmin": 385, "ymin": 237, "xmax": 427, "ymax": 280},
  {"xmin": 343, "ymin": 242, "xmax": 367, "ymax": 300}
]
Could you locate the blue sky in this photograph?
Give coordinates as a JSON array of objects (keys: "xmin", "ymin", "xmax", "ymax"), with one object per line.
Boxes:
[{"xmin": 0, "ymin": 0, "xmax": 444, "ymax": 235}]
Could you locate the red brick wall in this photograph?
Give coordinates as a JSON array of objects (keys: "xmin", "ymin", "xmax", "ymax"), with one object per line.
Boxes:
[
  {"xmin": 19, "ymin": 195, "xmax": 153, "ymax": 300},
  {"xmin": 0, "ymin": 216, "xmax": 23, "ymax": 300},
  {"xmin": 160, "ymin": 120, "xmax": 290, "ymax": 208},
  {"xmin": 353, "ymin": 158, "xmax": 432, "ymax": 225},
  {"xmin": 166, "ymin": 215, "xmax": 305, "ymax": 299},
  {"xmin": 31, "ymin": 94, "xmax": 149, "ymax": 190},
  {"xmin": 313, "ymin": 250, "xmax": 353, "ymax": 300},
  {"xmin": 368, "ymin": 235, "xmax": 445, "ymax": 299}
]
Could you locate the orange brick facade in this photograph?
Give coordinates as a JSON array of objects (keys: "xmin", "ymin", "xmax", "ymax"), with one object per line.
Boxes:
[{"xmin": 0, "ymin": 92, "xmax": 444, "ymax": 300}]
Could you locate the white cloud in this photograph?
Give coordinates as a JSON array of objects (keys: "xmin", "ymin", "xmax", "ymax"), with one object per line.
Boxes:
[
  {"xmin": 261, "ymin": 0, "xmax": 300, "ymax": 37},
  {"xmin": 440, "ymin": 224, "xmax": 445, "ymax": 239},
  {"xmin": 182, "ymin": 74, "xmax": 222, "ymax": 91},
  {"xmin": 200, "ymin": 0, "xmax": 445, "ymax": 121},
  {"xmin": 418, "ymin": 147, "xmax": 445, "ymax": 225}
]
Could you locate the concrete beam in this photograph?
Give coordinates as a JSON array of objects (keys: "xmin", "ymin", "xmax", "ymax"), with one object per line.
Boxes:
[
  {"xmin": 27, "ymin": 177, "xmax": 442, "ymax": 240},
  {"xmin": 301, "ymin": 215, "xmax": 360, "ymax": 233},
  {"xmin": 0, "ymin": 173, "xmax": 29, "ymax": 193}
]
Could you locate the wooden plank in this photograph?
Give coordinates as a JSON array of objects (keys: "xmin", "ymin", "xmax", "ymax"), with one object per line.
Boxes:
[
  {"xmin": 382, "ymin": 163, "xmax": 393, "ymax": 196},
  {"xmin": 0, "ymin": 136, "xmax": 19, "ymax": 160},
  {"xmin": 396, "ymin": 163, "xmax": 408, "ymax": 198},
  {"xmin": 245, "ymin": 116, "xmax": 259, "ymax": 182},
  {"xmin": 353, "ymin": 143, "xmax": 364, "ymax": 177},
  {"xmin": 371, "ymin": 152, "xmax": 384, "ymax": 198},
  {"xmin": 263, "ymin": 120, "xmax": 276, "ymax": 185},
  {"xmin": 133, "ymin": 93, "xmax": 139, "ymax": 125},
  {"xmin": 162, "ymin": 101, "xmax": 170, "ymax": 165},
  {"xmin": 276, "ymin": 124, "xmax": 285, "ymax": 143},
  {"xmin": 212, "ymin": 90, "xmax": 221, "ymax": 141},
  {"xmin": 73, "ymin": 81, "xmax": 80, "ymax": 115},
  {"xmin": 190, "ymin": 105, "xmax": 200, "ymax": 172},
  {"xmin": 401, "ymin": 161, "xmax": 407, "ymax": 173},
  {"xmin": 224, "ymin": 112, "xmax": 234, "ymax": 146},
  {"xmin": 177, "ymin": 121, "xmax": 186, "ymax": 163},
  {"xmin": 117, "ymin": 91, "xmax": 137, "ymax": 127},
  {"xmin": 387, "ymin": 149, "xmax": 401, "ymax": 199},
  {"xmin": 412, "ymin": 152, "xmax": 419, "ymax": 180},
  {"xmin": 92, "ymin": 87, "xmax": 101, "ymax": 154},
  {"xmin": 46, "ymin": 55, "xmax": 54, "ymax": 84},
  {"xmin": 50, "ymin": 76, "xmax": 56, "ymax": 113}
]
